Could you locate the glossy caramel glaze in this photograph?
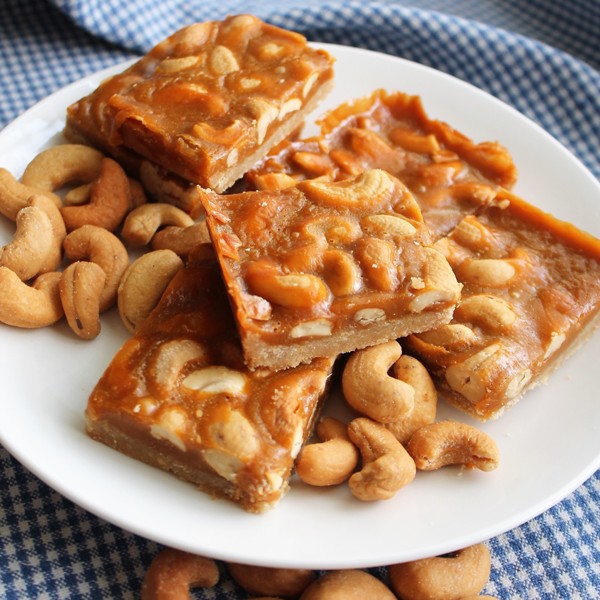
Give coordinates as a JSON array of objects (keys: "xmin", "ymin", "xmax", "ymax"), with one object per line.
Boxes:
[
  {"xmin": 247, "ymin": 89, "xmax": 517, "ymax": 238},
  {"xmin": 86, "ymin": 252, "xmax": 334, "ymax": 512},
  {"xmin": 404, "ymin": 190, "xmax": 600, "ymax": 420},
  {"xmin": 201, "ymin": 169, "xmax": 461, "ymax": 370},
  {"xmin": 65, "ymin": 15, "xmax": 334, "ymax": 191}
]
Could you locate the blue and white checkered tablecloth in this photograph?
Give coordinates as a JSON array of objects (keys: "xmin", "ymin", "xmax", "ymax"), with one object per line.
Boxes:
[{"xmin": 1, "ymin": 1, "xmax": 599, "ymax": 598}]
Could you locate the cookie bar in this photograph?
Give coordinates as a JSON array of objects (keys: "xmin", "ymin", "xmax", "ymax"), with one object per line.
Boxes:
[
  {"xmin": 85, "ymin": 249, "xmax": 334, "ymax": 512},
  {"xmin": 247, "ymin": 89, "xmax": 517, "ymax": 238},
  {"xmin": 65, "ymin": 14, "xmax": 335, "ymax": 192},
  {"xmin": 404, "ymin": 190, "xmax": 600, "ymax": 420},
  {"xmin": 200, "ymin": 168, "xmax": 462, "ymax": 371}
]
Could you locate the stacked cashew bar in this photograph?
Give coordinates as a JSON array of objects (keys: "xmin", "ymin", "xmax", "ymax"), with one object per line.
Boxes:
[
  {"xmin": 11, "ymin": 16, "xmax": 591, "ymax": 512},
  {"xmin": 247, "ymin": 88, "xmax": 600, "ymax": 421},
  {"xmin": 73, "ymin": 17, "xmax": 466, "ymax": 512}
]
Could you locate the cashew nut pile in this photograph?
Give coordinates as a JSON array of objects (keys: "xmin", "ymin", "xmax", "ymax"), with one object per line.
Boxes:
[
  {"xmin": 296, "ymin": 339, "xmax": 499, "ymax": 503},
  {"xmin": 140, "ymin": 543, "xmax": 499, "ymax": 599},
  {"xmin": 0, "ymin": 144, "xmax": 208, "ymax": 338}
]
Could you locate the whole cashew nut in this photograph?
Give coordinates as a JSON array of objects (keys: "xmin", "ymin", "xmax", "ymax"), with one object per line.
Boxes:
[
  {"xmin": 0, "ymin": 205, "xmax": 54, "ymax": 280},
  {"xmin": 141, "ymin": 548, "xmax": 219, "ymax": 600},
  {"xmin": 59, "ymin": 261, "xmax": 106, "ymax": 339},
  {"xmin": 20, "ymin": 143, "xmax": 104, "ymax": 191},
  {"xmin": 406, "ymin": 421, "xmax": 500, "ymax": 472},
  {"xmin": 295, "ymin": 417, "xmax": 359, "ymax": 487},
  {"xmin": 60, "ymin": 157, "xmax": 131, "ymax": 232},
  {"xmin": 0, "ymin": 268, "xmax": 63, "ymax": 328},
  {"xmin": 28, "ymin": 194, "xmax": 67, "ymax": 274},
  {"xmin": 63, "ymin": 224, "xmax": 129, "ymax": 312},
  {"xmin": 226, "ymin": 562, "xmax": 316, "ymax": 598},
  {"xmin": 341, "ymin": 340, "xmax": 414, "ymax": 423},
  {"xmin": 388, "ymin": 543, "xmax": 492, "ymax": 600},
  {"xmin": 384, "ymin": 355, "xmax": 437, "ymax": 444},
  {"xmin": 121, "ymin": 202, "xmax": 195, "ymax": 247},
  {"xmin": 151, "ymin": 220, "xmax": 211, "ymax": 258},
  {"xmin": 347, "ymin": 417, "xmax": 416, "ymax": 501},
  {"xmin": 117, "ymin": 249, "xmax": 184, "ymax": 332},
  {"xmin": 0, "ymin": 167, "xmax": 60, "ymax": 221},
  {"xmin": 299, "ymin": 569, "xmax": 397, "ymax": 600},
  {"xmin": 64, "ymin": 177, "xmax": 147, "ymax": 209}
]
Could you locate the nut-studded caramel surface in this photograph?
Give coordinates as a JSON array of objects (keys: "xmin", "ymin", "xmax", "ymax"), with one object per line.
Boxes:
[
  {"xmin": 201, "ymin": 169, "xmax": 461, "ymax": 371},
  {"xmin": 85, "ymin": 252, "xmax": 334, "ymax": 513},
  {"xmin": 404, "ymin": 190, "xmax": 600, "ymax": 420},
  {"xmin": 65, "ymin": 15, "xmax": 334, "ymax": 192},
  {"xmin": 246, "ymin": 89, "xmax": 517, "ymax": 239}
]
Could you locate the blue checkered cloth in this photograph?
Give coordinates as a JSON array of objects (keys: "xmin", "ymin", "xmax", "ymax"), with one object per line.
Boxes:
[{"xmin": 1, "ymin": 1, "xmax": 599, "ymax": 598}]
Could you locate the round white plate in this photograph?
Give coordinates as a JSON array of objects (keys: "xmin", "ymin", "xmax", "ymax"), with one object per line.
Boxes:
[{"xmin": 1, "ymin": 44, "xmax": 599, "ymax": 570}]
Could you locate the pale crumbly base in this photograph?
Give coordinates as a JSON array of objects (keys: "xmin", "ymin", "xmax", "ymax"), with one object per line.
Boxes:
[
  {"xmin": 242, "ymin": 305, "xmax": 456, "ymax": 371},
  {"xmin": 85, "ymin": 416, "xmax": 285, "ymax": 514}
]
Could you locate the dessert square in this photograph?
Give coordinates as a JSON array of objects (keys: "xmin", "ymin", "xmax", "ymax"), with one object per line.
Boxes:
[
  {"xmin": 247, "ymin": 89, "xmax": 517, "ymax": 239},
  {"xmin": 201, "ymin": 168, "xmax": 462, "ymax": 371},
  {"xmin": 65, "ymin": 14, "xmax": 335, "ymax": 192},
  {"xmin": 85, "ymin": 249, "xmax": 335, "ymax": 512},
  {"xmin": 404, "ymin": 190, "xmax": 600, "ymax": 420}
]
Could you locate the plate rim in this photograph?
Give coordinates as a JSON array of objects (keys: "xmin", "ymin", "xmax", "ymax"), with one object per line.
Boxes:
[{"xmin": 1, "ymin": 42, "xmax": 599, "ymax": 569}]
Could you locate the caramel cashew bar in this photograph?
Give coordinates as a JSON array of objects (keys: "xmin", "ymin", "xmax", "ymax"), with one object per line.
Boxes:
[
  {"xmin": 404, "ymin": 190, "xmax": 600, "ymax": 420},
  {"xmin": 247, "ymin": 89, "xmax": 517, "ymax": 239},
  {"xmin": 65, "ymin": 15, "xmax": 335, "ymax": 193},
  {"xmin": 200, "ymin": 169, "xmax": 461, "ymax": 371},
  {"xmin": 85, "ymin": 250, "xmax": 335, "ymax": 512}
]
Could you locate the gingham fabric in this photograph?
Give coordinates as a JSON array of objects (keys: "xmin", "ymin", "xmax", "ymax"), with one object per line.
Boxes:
[{"xmin": 1, "ymin": 0, "xmax": 599, "ymax": 598}]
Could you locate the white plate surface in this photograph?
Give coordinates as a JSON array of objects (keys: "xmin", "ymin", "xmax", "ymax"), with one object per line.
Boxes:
[{"xmin": 1, "ymin": 44, "xmax": 599, "ymax": 569}]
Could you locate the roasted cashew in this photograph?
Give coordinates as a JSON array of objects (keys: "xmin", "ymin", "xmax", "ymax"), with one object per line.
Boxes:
[
  {"xmin": 297, "ymin": 169, "xmax": 398, "ymax": 210},
  {"xmin": 227, "ymin": 562, "xmax": 315, "ymax": 598},
  {"xmin": 151, "ymin": 220, "xmax": 211, "ymax": 258},
  {"xmin": 63, "ymin": 182, "xmax": 93, "ymax": 206},
  {"xmin": 299, "ymin": 569, "xmax": 396, "ymax": 600},
  {"xmin": 347, "ymin": 417, "xmax": 416, "ymax": 501},
  {"xmin": 341, "ymin": 340, "xmax": 414, "ymax": 423},
  {"xmin": 59, "ymin": 261, "xmax": 106, "ymax": 339},
  {"xmin": 0, "ymin": 167, "xmax": 60, "ymax": 220},
  {"xmin": 64, "ymin": 176, "xmax": 147, "ymax": 209},
  {"xmin": 117, "ymin": 249, "xmax": 184, "ymax": 332},
  {"xmin": 121, "ymin": 203, "xmax": 195, "ymax": 247},
  {"xmin": 0, "ymin": 205, "xmax": 54, "ymax": 280},
  {"xmin": 388, "ymin": 543, "xmax": 492, "ymax": 600},
  {"xmin": 141, "ymin": 548, "xmax": 219, "ymax": 600},
  {"xmin": 0, "ymin": 268, "xmax": 63, "ymax": 328},
  {"xmin": 245, "ymin": 259, "xmax": 330, "ymax": 309},
  {"xmin": 406, "ymin": 421, "xmax": 500, "ymax": 471},
  {"xmin": 63, "ymin": 225, "xmax": 129, "ymax": 312},
  {"xmin": 20, "ymin": 143, "xmax": 104, "ymax": 191},
  {"xmin": 28, "ymin": 194, "xmax": 67, "ymax": 273},
  {"xmin": 60, "ymin": 157, "xmax": 131, "ymax": 232},
  {"xmin": 384, "ymin": 355, "xmax": 437, "ymax": 444},
  {"xmin": 295, "ymin": 417, "xmax": 359, "ymax": 487}
]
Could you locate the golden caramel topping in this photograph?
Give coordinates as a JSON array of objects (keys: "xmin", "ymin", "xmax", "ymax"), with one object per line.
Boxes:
[
  {"xmin": 247, "ymin": 89, "xmax": 518, "ymax": 238},
  {"xmin": 201, "ymin": 170, "xmax": 461, "ymax": 370}
]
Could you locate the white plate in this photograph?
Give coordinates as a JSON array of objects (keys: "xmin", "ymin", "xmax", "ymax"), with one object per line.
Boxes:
[{"xmin": 1, "ymin": 44, "xmax": 599, "ymax": 570}]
